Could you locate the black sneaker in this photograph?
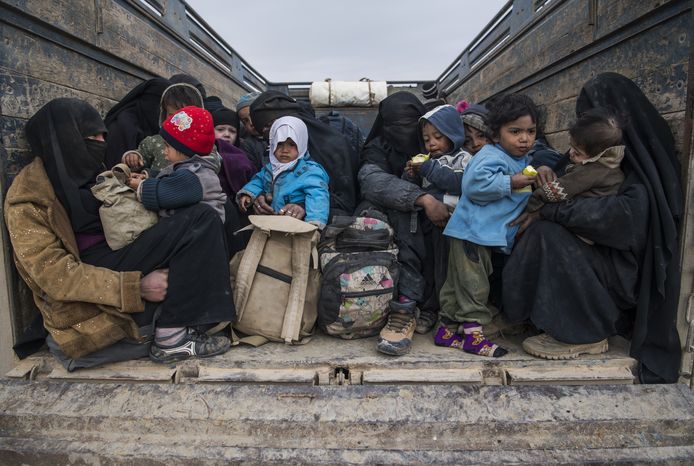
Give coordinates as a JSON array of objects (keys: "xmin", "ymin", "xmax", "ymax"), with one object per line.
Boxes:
[
  {"xmin": 149, "ymin": 328, "xmax": 231, "ymax": 364},
  {"xmin": 415, "ymin": 309, "xmax": 438, "ymax": 334}
]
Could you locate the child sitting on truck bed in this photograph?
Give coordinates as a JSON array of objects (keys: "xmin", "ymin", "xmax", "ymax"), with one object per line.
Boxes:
[
  {"xmin": 460, "ymin": 104, "xmax": 492, "ymax": 155},
  {"xmin": 436, "ymin": 93, "xmax": 540, "ymax": 358},
  {"xmin": 122, "ymin": 82, "xmax": 206, "ymax": 172},
  {"xmin": 401, "ymin": 104, "xmax": 470, "ymax": 333},
  {"xmin": 127, "ymin": 106, "xmax": 227, "ymax": 222},
  {"xmin": 236, "ymin": 116, "xmax": 330, "ymax": 229},
  {"xmin": 524, "ymin": 107, "xmax": 625, "ymax": 234}
]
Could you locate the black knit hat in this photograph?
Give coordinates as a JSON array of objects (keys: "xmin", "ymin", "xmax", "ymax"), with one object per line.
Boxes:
[{"xmin": 211, "ymin": 107, "xmax": 239, "ymax": 129}]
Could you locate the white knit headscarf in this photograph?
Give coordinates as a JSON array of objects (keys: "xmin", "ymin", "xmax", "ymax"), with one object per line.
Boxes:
[{"xmin": 269, "ymin": 116, "xmax": 308, "ymax": 179}]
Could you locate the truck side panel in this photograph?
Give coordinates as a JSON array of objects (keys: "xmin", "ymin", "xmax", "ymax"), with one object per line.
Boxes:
[{"xmin": 0, "ymin": 0, "xmax": 261, "ymax": 374}]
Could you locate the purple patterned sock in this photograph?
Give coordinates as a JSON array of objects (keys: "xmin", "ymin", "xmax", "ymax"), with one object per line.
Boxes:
[
  {"xmin": 434, "ymin": 324, "xmax": 464, "ymax": 349},
  {"xmin": 462, "ymin": 322, "xmax": 508, "ymax": 358}
]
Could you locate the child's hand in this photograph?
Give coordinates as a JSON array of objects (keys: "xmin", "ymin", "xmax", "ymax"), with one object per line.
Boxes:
[
  {"xmin": 238, "ymin": 194, "xmax": 252, "ymax": 212},
  {"xmin": 122, "ymin": 150, "xmax": 144, "ymax": 170},
  {"xmin": 511, "ymin": 173, "xmax": 536, "ymax": 190},
  {"xmin": 535, "ymin": 165, "xmax": 557, "ymax": 187},
  {"xmin": 404, "ymin": 160, "xmax": 420, "ymax": 178},
  {"xmin": 127, "ymin": 173, "xmax": 146, "ymax": 190}
]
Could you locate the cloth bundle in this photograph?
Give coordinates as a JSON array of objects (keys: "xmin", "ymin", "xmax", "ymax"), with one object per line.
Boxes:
[{"xmin": 91, "ymin": 164, "xmax": 158, "ymax": 250}]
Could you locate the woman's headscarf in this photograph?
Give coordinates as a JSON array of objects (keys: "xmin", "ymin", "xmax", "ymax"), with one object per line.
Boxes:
[
  {"xmin": 269, "ymin": 116, "xmax": 308, "ymax": 179},
  {"xmin": 249, "ymin": 91, "xmax": 358, "ymax": 216},
  {"xmin": 26, "ymin": 98, "xmax": 107, "ymax": 233},
  {"xmin": 360, "ymin": 92, "xmax": 425, "ymax": 178},
  {"xmin": 103, "ymin": 77, "xmax": 170, "ymax": 167},
  {"xmin": 365, "ymin": 91, "xmax": 425, "ymax": 157},
  {"xmin": 576, "ymin": 72, "xmax": 683, "ymax": 383}
]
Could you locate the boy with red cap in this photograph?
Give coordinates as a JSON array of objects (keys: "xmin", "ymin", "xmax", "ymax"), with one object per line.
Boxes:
[{"xmin": 128, "ymin": 106, "xmax": 227, "ymax": 221}]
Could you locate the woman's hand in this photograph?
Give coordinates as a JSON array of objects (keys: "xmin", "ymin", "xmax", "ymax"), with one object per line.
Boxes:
[
  {"xmin": 416, "ymin": 194, "xmax": 449, "ymax": 228},
  {"xmin": 279, "ymin": 204, "xmax": 306, "ymax": 220},
  {"xmin": 252, "ymin": 194, "xmax": 275, "ymax": 215},
  {"xmin": 535, "ymin": 165, "xmax": 557, "ymax": 186},
  {"xmin": 141, "ymin": 269, "xmax": 168, "ymax": 302},
  {"xmin": 510, "ymin": 211, "xmax": 541, "ymax": 234}
]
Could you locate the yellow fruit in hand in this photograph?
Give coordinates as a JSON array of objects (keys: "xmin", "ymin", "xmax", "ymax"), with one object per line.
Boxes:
[
  {"xmin": 411, "ymin": 153, "xmax": 430, "ymax": 164},
  {"xmin": 522, "ymin": 165, "xmax": 538, "ymax": 177}
]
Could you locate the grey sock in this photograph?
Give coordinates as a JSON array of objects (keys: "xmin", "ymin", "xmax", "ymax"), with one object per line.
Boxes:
[{"xmin": 155, "ymin": 327, "xmax": 187, "ymax": 346}]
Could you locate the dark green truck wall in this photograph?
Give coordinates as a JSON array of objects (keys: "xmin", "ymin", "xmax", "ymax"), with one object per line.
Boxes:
[
  {"xmin": 1, "ymin": 0, "xmax": 261, "ymax": 184},
  {"xmin": 436, "ymin": 0, "xmax": 694, "ymax": 381},
  {"xmin": 0, "ymin": 0, "xmax": 262, "ymax": 372},
  {"xmin": 440, "ymin": 0, "xmax": 692, "ymax": 157}
]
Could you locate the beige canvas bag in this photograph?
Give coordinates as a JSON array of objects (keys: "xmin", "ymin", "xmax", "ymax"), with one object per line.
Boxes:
[
  {"xmin": 230, "ymin": 215, "xmax": 321, "ymax": 346},
  {"xmin": 91, "ymin": 164, "xmax": 158, "ymax": 250}
]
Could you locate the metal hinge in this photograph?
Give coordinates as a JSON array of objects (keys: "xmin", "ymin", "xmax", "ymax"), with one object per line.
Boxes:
[{"xmin": 328, "ymin": 367, "xmax": 362, "ymax": 386}]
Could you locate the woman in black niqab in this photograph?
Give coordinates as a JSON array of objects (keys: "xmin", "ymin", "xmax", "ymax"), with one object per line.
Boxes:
[
  {"xmin": 103, "ymin": 77, "xmax": 170, "ymax": 168},
  {"xmin": 25, "ymin": 97, "xmax": 107, "ymax": 234},
  {"xmin": 577, "ymin": 72, "xmax": 683, "ymax": 382},
  {"xmin": 503, "ymin": 73, "xmax": 683, "ymax": 383},
  {"xmin": 361, "ymin": 91, "xmax": 425, "ymax": 176}
]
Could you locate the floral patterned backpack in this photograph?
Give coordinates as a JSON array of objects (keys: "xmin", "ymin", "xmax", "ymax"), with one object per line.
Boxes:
[{"xmin": 318, "ymin": 216, "xmax": 399, "ymax": 339}]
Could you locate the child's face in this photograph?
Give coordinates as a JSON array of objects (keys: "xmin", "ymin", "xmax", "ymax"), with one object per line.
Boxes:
[
  {"xmin": 215, "ymin": 124, "xmax": 237, "ymax": 145},
  {"xmin": 421, "ymin": 122, "xmax": 453, "ymax": 157},
  {"xmin": 495, "ymin": 115, "xmax": 536, "ymax": 157},
  {"xmin": 568, "ymin": 138, "xmax": 591, "ymax": 163},
  {"xmin": 164, "ymin": 104, "xmax": 180, "ymax": 118},
  {"xmin": 274, "ymin": 138, "xmax": 299, "ymax": 163},
  {"xmin": 163, "ymin": 141, "xmax": 188, "ymax": 163},
  {"xmin": 463, "ymin": 124, "xmax": 490, "ymax": 155}
]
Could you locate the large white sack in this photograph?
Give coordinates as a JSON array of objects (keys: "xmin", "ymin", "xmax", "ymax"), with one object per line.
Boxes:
[{"xmin": 310, "ymin": 80, "xmax": 387, "ymax": 107}]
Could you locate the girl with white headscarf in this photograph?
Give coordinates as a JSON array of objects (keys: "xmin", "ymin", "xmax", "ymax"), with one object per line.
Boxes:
[{"xmin": 236, "ymin": 116, "xmax": 330, "ymax": 228}]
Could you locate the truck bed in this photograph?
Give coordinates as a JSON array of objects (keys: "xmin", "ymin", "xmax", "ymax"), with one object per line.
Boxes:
[{"xmin": 7, "ymin": 330, "xmax": 637, "ymax": 386}]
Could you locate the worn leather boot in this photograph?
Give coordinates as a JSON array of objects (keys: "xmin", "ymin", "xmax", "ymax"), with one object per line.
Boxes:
[
  {"xmin": 376, "ymin": 300, "xmax": 417, "ymax": 356},
  {"xmin": 522, "ymin": 333, "xmax": 608, "ymax": 360}
]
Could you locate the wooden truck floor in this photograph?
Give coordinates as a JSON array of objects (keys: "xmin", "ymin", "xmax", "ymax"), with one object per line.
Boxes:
[{"xmin": 7, "ymin": 330, "xmax": 637, "ymax": 386}]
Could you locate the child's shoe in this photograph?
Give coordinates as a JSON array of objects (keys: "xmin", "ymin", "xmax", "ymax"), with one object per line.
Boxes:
[
  {"xmin": 150, "ymin": 327, "xmax": 231, "ymax": 363},
  {"xmin": 461, "ymin": 322, "xmax": 508, "ymax": 358},
  {"xmin": 434, "ymin": 324, "xmax": 464, "ymax": 348},
  {"xmin": 377, "ymin": 300, "xmax": 417, "ymax": 356},
  {"xmin": 415, "ymin": 309, "xmax": 438, "ymax": 334}
]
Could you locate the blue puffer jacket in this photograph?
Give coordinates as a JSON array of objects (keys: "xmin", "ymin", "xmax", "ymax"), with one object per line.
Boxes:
[
  {"xmin": 237, "ymin": 155, "xmax": 330, "ymax": 228},
  {"xmin": 443, "ymin": 143, "xmax": 531, "ymax": 253}
]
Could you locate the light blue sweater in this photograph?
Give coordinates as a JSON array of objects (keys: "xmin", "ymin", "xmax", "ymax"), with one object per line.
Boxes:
[{"xmin": 443, "ymin": 144, "xmax": 531, "ymax": 253}]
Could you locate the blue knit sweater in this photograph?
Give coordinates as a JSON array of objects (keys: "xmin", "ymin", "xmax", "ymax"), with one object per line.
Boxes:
[{"xmin": 443, "ymin": 144, "xmax": 531, "ymax": 253}]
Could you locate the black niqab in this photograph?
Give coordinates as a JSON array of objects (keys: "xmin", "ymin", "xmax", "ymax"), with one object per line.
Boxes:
[
  {"xmin": 103, "ymin": 77, "xmax": 170, "ymax": 167},
  {"xmin": 576, "ymin": 72, "xmax": 683, "ymax": 383},
  {"xmin": 361, "ymin": 92, "xmax": 425, "ymax": 177},
  {"xmin": 250, "ymin": 91, "xmax": 359, "ymax": 216},
  {"xmin": 366, "ymin": 91, "xmax": 424, "ymax": 156},
  {"xmin": 26, "ymin": 98, "xmax": 107, "ymax": 234}
]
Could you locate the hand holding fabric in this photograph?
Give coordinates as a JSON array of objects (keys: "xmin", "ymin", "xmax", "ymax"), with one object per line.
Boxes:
[{"xmin": 141, "ymin": 269, "xmax": 168, "ymax": 302}]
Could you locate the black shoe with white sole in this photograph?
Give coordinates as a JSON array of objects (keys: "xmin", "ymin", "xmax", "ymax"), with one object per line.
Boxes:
[{"xmin": 149, "ymin": 327, "xmax": 231, "ymax": 364}]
